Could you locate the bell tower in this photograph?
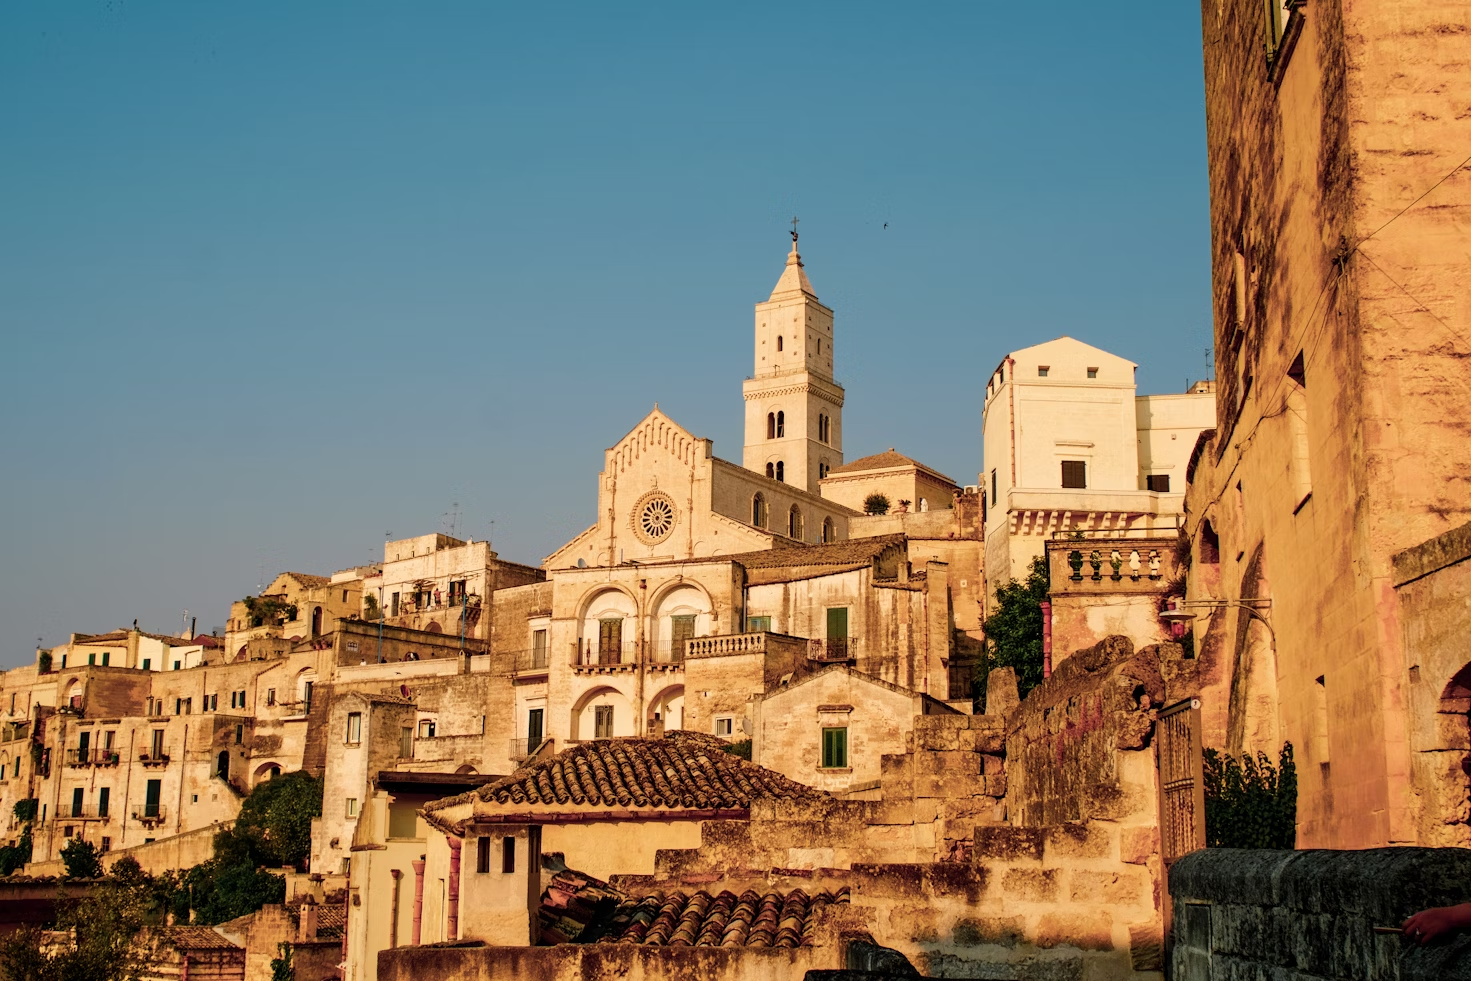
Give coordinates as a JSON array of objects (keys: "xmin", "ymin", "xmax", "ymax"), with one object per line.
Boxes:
[{"xmin": 742, "ymin": 224, "xmax": 844, "ymax": 494}]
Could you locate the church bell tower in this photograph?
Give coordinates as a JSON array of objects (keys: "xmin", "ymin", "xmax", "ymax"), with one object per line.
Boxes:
[{"xmin": 742, "ymin": 227, "xmax": 844, "ymax": 494}]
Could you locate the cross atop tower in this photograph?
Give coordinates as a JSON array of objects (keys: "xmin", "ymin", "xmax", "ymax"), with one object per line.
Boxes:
[{"xmin": 790, "ymin": 215, "xmax": 799, "ymax": 243}]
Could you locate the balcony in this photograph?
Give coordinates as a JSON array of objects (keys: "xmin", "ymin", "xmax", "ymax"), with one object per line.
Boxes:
[
  {"xmin": 511, "ymin": 648, "xmax": 551, "ymax": 679},
  {"xmin": 571, "ymin": 642, "xmax": 638, "ymax": 674},
  {"xmin": 1044, "ymin": 537, "xmax": 1182, "ymax": 596},
  {"xmin": 59, "ymin": 805, "xmax": 112, "ymax": 823},
  {"xmin": 687, "ymin": 634, "xmax": 768, "ymax": 658},
  {"xmin": 139, "ymin": 753, "xmax": 171, "ymax": 768},
  {"xmin": 807, "ymin": 638, "xmax": 854, "ymax": 663},
  {"xmin": 509, "ymin": 736, "xmax": 550, "ymax": 762},
  {"xmin": 66, "ymin": 748, "xmax": 121, "ymax": 767},
  {"xmin": 132, "ymin": 805, "xmax": 168, "ymax": 827}
]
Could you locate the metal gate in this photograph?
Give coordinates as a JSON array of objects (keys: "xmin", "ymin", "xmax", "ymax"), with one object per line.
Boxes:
[{"xmin": 1158, "ymin": 697, "xmax": 1205, "ymax": 863}]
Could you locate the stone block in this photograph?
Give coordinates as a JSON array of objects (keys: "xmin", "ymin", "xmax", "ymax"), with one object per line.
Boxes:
[
  {"xmin": 866, "ymin": 800, "xmax": 915, "ymax": 826},
  {"xmin": 1035, "ymin": 909, "xmax": 1114, "ymax": 950},
  {"xmin": 922, "ymin": 863, "xmax": 987, "ymax": 903},
  {"xmin": 1128, "ymin": 923, "xmax": 1164, "ymax": 971},
  {"xmin": 984, "ymin": 774, "xmax": 1007, "ymax": 797},
  {"xmin": 912, "ymin": 798, "xmax": 939, "ymax": 823},
  {"xmin": 958, "ymin": 729, "xmax": 1006, "ymax": 753},
  {"xmin": 952, "ymin": 916, "xmax": 1025, "ymax": 946},
  {"xmin": 1120, "ymin": 826, "xmax": 1158, "ymax": 865},
  {"xmin": 916, "ymin": 750, "xmax": 981, "ymax": 777},
  {"xmin": 982, "ymin": 753, "xmax": 1006, "ymax": 775},
  {"xmin": 917, "ymin": 726, "xmax": 961, "ymax": 752},
  {"xmin": 973, "ymin": 826, "xmax": 1044, "ymax": 863},
  {"xmin": 1069, "ymin": 869, "xmax": 1152, "ymax": 906},
  {"xmin": 1045, "ymin": 822, "xmax": 1114, "ymax": 861},
  {"xmin": 1002, "ymin": 867, "xmax": 1060, "ymax": 902}
]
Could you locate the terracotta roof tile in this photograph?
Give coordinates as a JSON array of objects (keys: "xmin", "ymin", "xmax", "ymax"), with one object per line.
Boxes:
[
  {"xmin": 722, "ymin": 534, "xmax": 906, "ymax": 572},
  {"xmin": 163, "ymin": 926, "xmax": 240, "ymax": 950},
  {"xmin": 282, "ymin": 572, "xmax": 332, "ymax": 589},
  {"xmin": 827, "ymin": 448, "xmax": 955, "ymax": 484},
  {"xmin": 474, "ymin": 732, "xmax": 822, "ymax": 811}
]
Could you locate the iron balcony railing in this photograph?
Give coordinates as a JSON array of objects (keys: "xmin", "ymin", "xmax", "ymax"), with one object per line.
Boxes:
[
  {"xmin": 509, "ymin": 736, "xmax": 549, "ymax": 761},
  {"xmin": 807, "ymin": 638, "xmax": 855, "ymax": 662},
  {"xmin": 510, "ymin": 649, "xmax": 551, "ymax": 675},
  {"xmin": 132, "ymin": 804, "xmax": 168, "ymax": 825},
  {"xmin": 571, "ymin": 641, "xmax": 638, "ymax": 667}
]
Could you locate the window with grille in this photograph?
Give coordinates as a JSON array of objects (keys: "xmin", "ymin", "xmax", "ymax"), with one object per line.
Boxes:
[
  {"xmin": 821, "ymin": 727, "xmax": 848, "ymax": 769},
  {"xmin": 594, "ymin": 705, "xmax": 614, "ymax": 739},
  {"xmin": 1061, "ymin": 460, "xmax": 1087, "ymax": 489},
  {"xmin": 1146, "ymin": 474, "xmax": 1171, "ymax": 493}
]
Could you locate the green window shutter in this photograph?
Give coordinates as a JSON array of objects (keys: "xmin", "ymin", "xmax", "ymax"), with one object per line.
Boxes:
[
  {"xmin": 822, "ymin": 727, "xmax": 848, "ymax": 768},
  {"xmin": 747, "ymin": 616, "xmax": 771, "ymax": 633},
  {"xmin": 826, "ymin": 608, "xmax": 848, "ymax": 640}
]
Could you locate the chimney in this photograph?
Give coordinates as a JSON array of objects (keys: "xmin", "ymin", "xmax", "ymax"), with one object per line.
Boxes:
[{"xmin": 298, "ymin": 902, "xmax": 318, "ymax": 943}]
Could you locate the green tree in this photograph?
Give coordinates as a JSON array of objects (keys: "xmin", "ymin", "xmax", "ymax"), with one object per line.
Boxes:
[
  {"xmin": 0, "ymin": 863, "xmax": 165, "ymax": 981},
  {"xmin": 60, "ymin": 838, "xmax": 103, "ymax": 879},
  {"xmin": 982, "ymin": 555, "xmax": 1050, "ymax": 700},
  {"xmin": 270, "ymin": 941, "xmax": 294, "ymax": 981},
  {"xmin": 1203, "ymin": 742, "xmax": 1297, "ymax": 849},
  {"xmin": 862, "ymin": 493, "xmax": 891, "ymax": 515},
  {"xmin": 236, "ymin": 770, "xmax": 322, "ymax": 869}
]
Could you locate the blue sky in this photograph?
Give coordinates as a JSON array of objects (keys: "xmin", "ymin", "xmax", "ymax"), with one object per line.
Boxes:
[{"xmin": 0, "ymin": 2, "xmax": 1210, "ymax": 664}]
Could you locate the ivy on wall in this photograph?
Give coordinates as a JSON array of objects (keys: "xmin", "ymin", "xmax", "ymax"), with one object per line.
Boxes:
[{"xmin": 1203, "ymin": 742, "xmax": 1297, "ymax": 849}]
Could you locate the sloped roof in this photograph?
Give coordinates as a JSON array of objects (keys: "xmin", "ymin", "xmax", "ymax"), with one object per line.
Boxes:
[
  {"xmin": 281, "ymin": 572, "xmax": 331, "ymax": 589},
  {"xmin": 71, "ymin": 630, "xmax": 197, "ymax": 648},
  {"xmin": 468, "ymin": 731, "xmax": 822, "ymax": 811},
  {"xmin": 768, "ymin": 243, "xmax": 816, "ymax": 299},
  {"xmin": 724, "ymin": 534, "xmax": 904, "ymax": 571},
  {"xmin": 536, "ymin": 865, "xmax": 848, "ymax": 948},
  {"xmin": 827, "ymin": 448, "xmax": 956, "ymax": 485},
  {"xmin": 288, "ymin": 903, "xmax": 346, "ymax": 940},
  {"xmin": 163, "ymin": 927, "xmax": 240, "ymax": 950}
]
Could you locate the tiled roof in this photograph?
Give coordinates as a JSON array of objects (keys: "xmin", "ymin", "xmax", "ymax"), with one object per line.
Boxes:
[
  {"xmin": 599, "ymin": 886, "xmax": 848, "ymax": 947},
  {"xmin": 71, "ymin": 629, "xmax": 197, "ymax": 647},
  {"xmin": 288, "ymin": 903, "xmax": 346, "ymax": 940},
  {"xmin": 282, "ymin": 572, "xmax": 332, "ymax": 588},
  {"xmin": 164, "ymin": 926, "xmax": 240, "ymax": 950},
  {"xmin": 535, "ymin": 866, "xmax": 847, "ymax": 947},
  {"xmin": 828, "ymin": 448, "xmax": 955, "ymax": 483},
  {"xmin": 473, "ymin": 731, "xmax": 822, "ymax": 811},
  {"xmin": 724, "ymin": 534, "xmax": 905, "ymax": 572}
]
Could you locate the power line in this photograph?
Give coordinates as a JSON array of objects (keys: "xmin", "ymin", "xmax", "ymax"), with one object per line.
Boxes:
[{"xmin": 1353, "ymin": 148, "xmax": 1471, "ymax": 249}]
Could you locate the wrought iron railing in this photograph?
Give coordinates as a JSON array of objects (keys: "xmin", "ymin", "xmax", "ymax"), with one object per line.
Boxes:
[
  {"xmin": 509, "ymin": 736, "xmax": 548, "ymax": 761},
  {"xmin": 807, "ymin": 638, "xmax": 853, "ymax": 662},
  {"xmin": 132, "ymin": 804, "xmax": 168, "ymax": 825}
]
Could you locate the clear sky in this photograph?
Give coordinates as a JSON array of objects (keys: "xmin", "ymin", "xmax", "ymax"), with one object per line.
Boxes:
[{"xmin": 0, "ymin": 1, "xmax": 1210, "ymax": 665}]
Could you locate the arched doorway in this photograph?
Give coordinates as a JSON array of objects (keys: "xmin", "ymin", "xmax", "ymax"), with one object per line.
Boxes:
[
  {"xmin": 570, "ymin": 686, "xmax": 632, "ymax": 742},
  {"xmin": 646, "ymin": 684, "xmax": 685, "ymax": 734},
  {"xmin": 217, "ymin": 751, "xmax": 230, "ymax": 780},
  {"xmin": 311, "ymin": 606, "xmax": 323, "ymax": 637}
]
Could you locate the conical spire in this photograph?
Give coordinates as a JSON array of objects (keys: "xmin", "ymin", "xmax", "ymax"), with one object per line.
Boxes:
[{"xmin": 769, "ymin": 231, "xmax": 816, "ymax": 299}]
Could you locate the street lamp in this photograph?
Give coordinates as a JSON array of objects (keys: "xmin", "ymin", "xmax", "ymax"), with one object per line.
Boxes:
[{"xmin": 1160, "ymin": 598, "xmax": 1275, "ymax": 643}]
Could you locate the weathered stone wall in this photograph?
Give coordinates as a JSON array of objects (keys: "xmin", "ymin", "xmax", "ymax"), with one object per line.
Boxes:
[
  {"xmin": 378, "ymin": 940, "xmax": 834, "ymax": 981},
  {"xmin": 1170, "ymin": 848, "xmax": 1471, "ymax": 980}
]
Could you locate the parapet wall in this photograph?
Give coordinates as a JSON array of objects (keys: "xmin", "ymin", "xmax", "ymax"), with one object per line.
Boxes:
[{"xmin": 1169, "ymin": 848, "xmax": 1471, "ymax": 980}]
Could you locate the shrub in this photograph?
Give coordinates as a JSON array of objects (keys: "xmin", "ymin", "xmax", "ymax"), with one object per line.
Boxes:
[
  {"xmin": 721, "ymin": 739, "xmax": 752, "ymax": 761},
  {"xmin": 862, "ymin": 493, "xmax": 891, "ymax": 515},
  {"xmin": 61, "ymin": 837, "xmax": 103, "ymax": 879},
  {"xmin": 1203, "ymin": 742, "xmax": 1297, "ymax": 849}
]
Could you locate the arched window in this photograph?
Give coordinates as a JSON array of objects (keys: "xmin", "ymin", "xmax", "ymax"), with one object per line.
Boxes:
[
  {"xmin": 752, "ymin": 493, "xmax": 768, "ymax": 528},
  {"xmin": 765, "ymin": 463, "xmax": 774, "ymax": 479},
  {"xmin": 767, "ymin": 413, "xmax": 776, "ymax": 439},
  {"xmin": 818, "ymin": 414, "xmax": 829, "ymax": 443},
  {"xmin": 819, "ymin": 461, "xmax": 829, "ymax": 479},
  {"xmin": 776, "ymin": 336, "xmax": 783, "ymax": 352},
  {"xmin": 822, "ymin": 518, "xmax": 836, "ymax": 543},
  {"xmin": 789, "ymin": 506, "xmax": 804, "ymax": 540},
  {"xmin": 776, "ymin": 412, "xmax": 785, "ymax": 438},
  {"xmin": 775, "ymin": 461, "xmax": 785, "ymax": 483}
]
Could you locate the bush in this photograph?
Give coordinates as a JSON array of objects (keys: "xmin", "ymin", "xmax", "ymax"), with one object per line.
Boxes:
[
  {"xmin": 0, "ymin": 829, "xmax": 32, "ymax": 876},
  {"xmin": 1203, "ymin": 742, "xmax": 1297, "ymax": 849},
  {"xmin": 721, "ymin": 739, "xmax": 752, "ymax": 761},
  {"xmin": 981, "ymin": 555, "xmax": 1049, "ymax": 700},
  {"xmin": 61, "ymin": 837, "xmax": 103, "ymax": 879},
  {"xmin": 862, "ymin": 493, "xmax": 891, "ymax": 515}
]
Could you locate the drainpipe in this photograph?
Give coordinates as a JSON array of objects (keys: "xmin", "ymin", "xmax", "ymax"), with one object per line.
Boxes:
[
  {"xmin": 411, "ymin": 858, "xmax": 426, "ymax": 945},
  {"xmin": 1041, "ymin": 600, "xmax": 1052, "ymax": 678},
  {"xmin": 446, "ymin": 838, "xmax": 462, "ymax": 941},
  {"xmin": 389, "ymin": 869, "xmax": 403, "ymax": 948}
]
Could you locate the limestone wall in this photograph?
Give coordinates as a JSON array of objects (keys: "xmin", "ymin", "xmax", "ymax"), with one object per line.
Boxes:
[
  {"xmin": 1169, "ymin": 848, "xmax": 1471, "ymax": 980},
  {"xmin": 377, "ymin": 942, "xmax": 834, "ymax": 981}
]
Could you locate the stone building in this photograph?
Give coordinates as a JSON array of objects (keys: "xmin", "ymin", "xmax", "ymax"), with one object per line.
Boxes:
[
  {"xmin": 982, "ymin": 337, "xmax": 1214, "ymax": 603},
  {"xmin": 1178, "ymin": 0, "xmax": 1471, "ymax": 849},
  {"xmin": 367, "ymin": 533, "xmax": 544, "ymax": 642}
]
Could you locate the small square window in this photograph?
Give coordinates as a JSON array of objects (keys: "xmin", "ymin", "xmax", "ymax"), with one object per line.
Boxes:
[
  {"xmin": 714, "ymin": 717, "xmax": 734, "ymax": 737},
  {"xmin": 345, "ymin": 797, "xmax": 359, "ymax": 818},
  {"xmin": 1038, "ymin": 366, "xmax": 1049, "ymax": 377},
  {"xmin": 418, "ymin": 719, "xmax": 435, "ymax": 739},
  {"xmin": 1061, "ymin": 460, "xmax": 1087, "ymax": 489},
  {"xmin": 1146, "ymin": 474, "xmax": 1171, "ymax": 493},
  {"xmin": 192, "ymin": 794, "xmax": 198, "ymax": 803},
  {"xmin": 1087, "ymin": 367, "xmax": 1098, "ymax": 379},
  {"xmin": 141, "ymin": 659, "xmax": 150, "ymax": 671}
]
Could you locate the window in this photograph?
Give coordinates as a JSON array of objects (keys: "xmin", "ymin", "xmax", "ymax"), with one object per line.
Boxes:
[
  {"xmin": 821, "ymin": 517, "xmax": 835, "ymax": 543},
  {"xmin": 747, "ymin": 615, "xmax": 771, "ymax": 633},
  {"xmin": 752, "ymin": 493, "xmax": 768, "ymax": 528},
  {"xmin": 98, "ymin": 787, "xmax": 109, "ymax": 818},
  {"xmin": 775, "ymin": 461, "xmax": 785, "ymax": 482},
  {"xmin": 88, "ymin": 653, "xmax": 95, "ymax": 666},
  {"xmin": 101, "ymin": 837, "xmax": 111, "ymax": 852},
  {"xmin": 1146, "ymin": 474, "xmax": 1171, "ymax": 493},
  {"xmin": 502, "ymin": 836, "xmax": 516, "ymax": 873},
  {"xmin": 400, "ymin": 726, "xmax": 413, "ymax": 759},
  {"xmin": 346, "ymin": 712, "xmax": 362, "ymax": 745},
  {"xmin": 71, "ymin": 787, "xmax": 84, "ymax": 818},
  {"xmin": 101, "ymin": 652, "xmax": 109, "ymax": 667},
  {"xmin": 103, "ymin": 730, "xmax": 114, "ymax": 750},
  {"xmin": 669, "ymin": 615, "xmax": 696, "ymax": 657},
  {"xmin": 343, "ymin": 589, "xmax": 349, "ymax": 602},
  {"xmin": 766, "ymin": 413, "xmax": 776, "ymax": 439},
  {"xmin": 173, "ymin": 661, "xmax": 181, "ymax": 671},
  {"xmin": 827, "ymin": 608, "xmax": 849, "ymax": 641},
  {"xmin": 175, "ymin": 698, "xmax": 182, "ymax": 715},
  {"xmin": 391, "ymin": 592, "xmax": 400, "ymax": 617},
  {"xmin": 418, "ymin": 719, "xmax": 436, "ymax": 739},
  {"xmin": 303, "ymin": 681, "xmax": 314, "ymax": 711},
  {"xmin": 819, "ymin": 461, "xmax": 829, "ymax": 479},
  {"xmin": 765, "ymin": 463, "xmax": 774, "ymax": 478},
  {"xmin": 776, "ymin": 335, "xmax": 783, "ymax": 352},
  {"xmin": 714, "ymin": 717, "xmax": 735, "ymax": 737},
  {"xmin": 144, "ymin": 779, "xmax": 162, "ymax": 818},
  {"xmin": 527, "ymin": 708, "xmax": 544, "ymax": 752},
  {"xmin": 141, "ymin": 659, "xmax": 150, "ymax": 671},
  {"xmin": 207, "ymin": 694, "xmax": 217, "ymax": 711},
  {"xmin": 1087, "ymin": 367, "xmax": 1098, "ymax": 379},
  {"xmin": 151, "ymin": 730, "xmax": 164, "ymax": 758},
  {"xmin": 990, "ymin": 469, "xmax": 997, "ymax": 509},
  {"xmin": 821, "ymin": 727, "xmax": 849, "ymax": 769},
  {"xmin": 60, "ymin": 655, "xmax": 66, "ymax": 668},
  {"xmin": 776, "ymin": 411, "xmax": 784, "ymax": 437},
  {"xmin": 594, "ymin": 705, "xmax": 614, "ymax": 739},
  {"xmin": 598, "ymin": 618, "xmax": 623, "ymax": 660},
  {"xmin": 1038, "ymin": 366, "xmax": 1049, "ymax": 377},
  {"xmin": 449, "ymin": 580, "xmax": 468, "ymax": 604},
  {"xmin": 788, "ymin": 506, "xmax": 804, "ymax": 540},
  {"xmin": 1061, "ymin": 460, "xmax": 1087, "ymax": 489},
  {"xmin": 235, "ymin": 724, "xmax": 244, "ymax": 745},
  {"xmin": 388, "ymin": 803, "xmax": 418, "ymax": 839},
  {"xmin": 532, "ymin": 629, "xmax": 548, "ymax": 667},
  {"xmin": 477, "ymin": 836, "xmax": 491, "ymax": 873},
  {"xmin": 345, "ymin": 798, "xmax": 359, "ymax": 818},
  {"xmin": 266, "ymin": 689, "xmax": 276, "ymax": 706}
]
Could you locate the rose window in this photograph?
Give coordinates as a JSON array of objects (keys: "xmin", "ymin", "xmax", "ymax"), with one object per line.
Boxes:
[{"xmin": 632, "ymin": 492, "xmax": 679, "ymax": 545}]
